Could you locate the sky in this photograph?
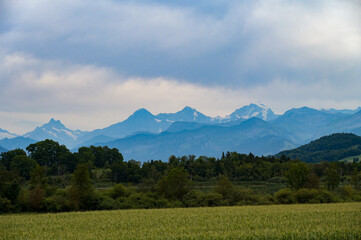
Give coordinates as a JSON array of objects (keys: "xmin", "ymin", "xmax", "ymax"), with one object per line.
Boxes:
[{"xmin": 0, "ymin": 0, "xmax": 360, "ymax": 134}]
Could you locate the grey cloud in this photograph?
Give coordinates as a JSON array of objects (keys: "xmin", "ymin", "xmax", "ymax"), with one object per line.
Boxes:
[{"xmin": 1, "ymin": 0, "xmax": 359, "ymax": 87}]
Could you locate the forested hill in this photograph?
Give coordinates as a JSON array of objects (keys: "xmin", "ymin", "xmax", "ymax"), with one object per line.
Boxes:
[{"xmin": 275, "ymin": 133, "xmax": 361, "ymax": 163}]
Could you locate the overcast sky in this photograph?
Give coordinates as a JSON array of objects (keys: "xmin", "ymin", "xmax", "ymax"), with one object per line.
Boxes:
[{"xmin": 1, "ymin": 0, "xmax": 360, "ymax": 134}]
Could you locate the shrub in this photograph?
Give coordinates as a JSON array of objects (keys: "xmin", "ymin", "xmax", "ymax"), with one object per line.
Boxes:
[
  {"xmin": 274, "ymin": 189, "xmax": 296, "ymax": 204},
  {"xmin": 233, "ymin": 188, "xmax": 260, "ymax": 205},
  {"xmin": 202, "ymin": 192, "xmax": 224, "ymax": 207},
  {"xmin": 118, "ymin": 192, "xmax": 158, "ymax": 209},
  {"xmin": 183, "ymin": 190, "xmax": 206, "ymax": 207},
  {"xmin": 295, "ymin": 188, "xmax": 319, "ymax": 203},
  {"xmin": 108, "ymin": 183, "xmax": 128, "ymax": 199},
  {"xmin": 0, "ymin": 197, "xmax": 14, "ymax": 213},
  {"xmin": 339, "ymin": 185, "xmax": 355, "ymax": 200},
  {"xmin": 99, "ymin": 196, "xmax": 118, "ymax": 210},
  {"xmin": 43, "ymin": 189, "xmax": 71, "ymax": 212},
  {"xmin": 317, "ymin": 189, "xmax": 335, "ymax": 203}
]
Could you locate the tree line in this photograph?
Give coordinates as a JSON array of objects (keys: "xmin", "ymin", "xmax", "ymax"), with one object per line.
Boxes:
[{"xmin": 1, "ymin": 139, "xmax": 361, "ymax": 213}]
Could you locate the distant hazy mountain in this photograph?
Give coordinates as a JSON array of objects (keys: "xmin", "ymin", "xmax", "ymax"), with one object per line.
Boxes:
[
  {"xmin": 73, "ymin": 135, "xmax": 116, "ymax": 150},
  {"xmin": 0, "ymin": 137, "xmax": 36, "ymax": 151},
  {"xmin": 321, "ymin": 107, "xmax": 361, "ymax": 115},
  {"xmin": 78, "ymin": 107, "xmax": 216, "ymax": 145},
  {"xmin": 0, "ymin": 128, "xmax": 18, "ymax": 140},
  {"xmin": 4, "ymin": 104, "xmax": 361, "ymax": 159},
  {"xmin": 77, "ymin": 109, "xmax": 168, "ymax": 144},
  {"xmin": 325, "ymin": 109, "xmax": 361, "ymax": 134},
  {"xmin": 156, "ymin": 106, "xmax": 213, "ymax": 123},
  {"xmin": 275, "ymin": 133, "xmax": 361, "ymax": 163},
  {"xmin": 0, "ymin": 145, "xmax": 7, "ymax": 153},
  {"xmin": 23, "ymin": 119, "xmax": 83, "ymax": 148},
  {"xmin": 95, "ymin": 118, "xmax": 296, "ymax": 162},
  {"xmin": 271, "ymin": 107, "xmax": 341, "ymax": 144}
]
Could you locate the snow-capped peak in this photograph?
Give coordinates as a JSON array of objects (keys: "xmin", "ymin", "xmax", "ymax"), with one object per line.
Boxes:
[
  {"xmin": 227, "ymin": 103, "xmax": 277, "ymax": 121},
  {"xmin": 23, "ymin": 119, "xmax": 84, "ymax": 147}
]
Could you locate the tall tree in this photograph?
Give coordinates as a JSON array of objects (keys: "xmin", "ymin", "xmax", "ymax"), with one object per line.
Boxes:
[
  {"xmin": 158, "ymin": 167, "xmax": 193, "ymax": 200},
  {"xmin": 28, "ymin": 166, "xmax": 48, "ymax": 211},
  {"xmin": 68, "ymin": 163, "xmax": 95, "ymax": 210},
  {"xmin": 286, "ymin": 162, "xmax": 310, "ymax": 190},
  {"xmin": 26, "ymin": 139, "xmax": 71, "ymax": 174},
  {"xmin": 325, "ymin": 163, "xmax": 340, "ymax": 190},
  {"xmin": 10, "ymin": 155, "xmax": 37, "ymax": 180},
  {"xmin": 0, "ymin": 149, "xmax": 27, "ymax": 170}
]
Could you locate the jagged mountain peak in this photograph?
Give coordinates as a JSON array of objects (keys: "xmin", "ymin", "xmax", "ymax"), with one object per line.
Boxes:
[
  {"xmin": 23, "ymin": 119, "xmax": 83, "ymax": 147},
  {"xmin": 44, "ymin": 118, "xmax": 66, "ymax": 129}
]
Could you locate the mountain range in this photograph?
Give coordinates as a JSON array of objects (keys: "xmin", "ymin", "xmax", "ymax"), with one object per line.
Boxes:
[{"xmin": 1, "ymin": 104, "xmax": 360, "ymax": 161}]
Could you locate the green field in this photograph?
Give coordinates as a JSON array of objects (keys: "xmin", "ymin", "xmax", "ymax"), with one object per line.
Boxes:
[
  {"xmin": 1, "ymin": 203, "xmax": 361, "ymax": 240},
  {"xmin": 339, "ymin": 154, "xmax": 361, "ymax": 163}
]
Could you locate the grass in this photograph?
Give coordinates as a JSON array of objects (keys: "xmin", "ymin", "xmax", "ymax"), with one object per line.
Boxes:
[
  {"xmin": 339, "ymin": 154, "xmax": 361, "ymax": 163},
  {"xmin": 1, "ymin": 202, "xmax": 360, "ymax": 240}
]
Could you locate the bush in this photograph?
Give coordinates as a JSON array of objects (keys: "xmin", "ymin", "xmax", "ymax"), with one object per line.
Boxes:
[
  {"xmin": 274, "ymin": 189, "xmax": 296, "ymax": 204},
  {"xmin": 43, "ymin": 189, "xmax": 71, "ymax": 212},
  {"xmin": 202, "ymin": 192, "xmax": 225, "ymax": 207},
  {"xmin": 99, "ymin": 196, "xmax": 118, "ymax": 210},
  {"xmin": 15, "ymin": 188, "xmax": 30, "ymax": 212},
  {"xmin": 183, "ymin": 190, "xmax": 206, "ymax": 207},
  {"xmin": 339, "ymin": 185, "xmax": 355, "ymax": 200},
  {"xmin": 295, "ymin": 188, "xmax": 319, "ymax": 203},
  {"xmin": 257, "ymin": 194, "xmax": 274, "ymax": 205},
  {"xmin": 108, "ymin": 183, "xmax": 128, "ymax": 199},
  {"xmin": 118, "ymin": 192, "xmax": 158, "ymax": 209},
  {"xmin": 233, "ymin": 188, "xmax": 260, "ymax": 205},
  {"xmin": 316, "ymin": 189, "xmax": 335, "ymax": 203},
  {"xmin": 0, "ymin": 197, "xmax": 14, "ymax": 213}
]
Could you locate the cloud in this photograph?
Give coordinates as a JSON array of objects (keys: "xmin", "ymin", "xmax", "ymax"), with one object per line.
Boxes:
[
  {"xmin": 1, "ymin": 53, "xmax": 361, "ymax": 134},
  {"xmin": 1, "ymin": 0, "xmax": 360, "ymax": 86},
  {"xmin": 0, "ymin": 0, "xmax": 360, "ymax": 133}
]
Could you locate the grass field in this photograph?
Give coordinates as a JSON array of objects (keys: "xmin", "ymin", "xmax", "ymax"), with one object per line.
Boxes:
[
  {"xmin": 1, "ymin": 203, "xmax": 360, "ymax": 240},
  {"xmin": 339, "ymin": 154, "xmax": 361, "ymax": 163}
]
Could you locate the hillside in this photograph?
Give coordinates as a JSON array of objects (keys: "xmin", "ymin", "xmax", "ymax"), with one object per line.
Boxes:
[{"xmin": 275, "ymin": 133, "xmax": 361, "ymax": 163}]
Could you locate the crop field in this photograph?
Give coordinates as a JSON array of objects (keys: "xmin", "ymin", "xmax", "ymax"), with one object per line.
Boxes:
[{"xmin": 1, "ymin": 202, "xmax": 360, "ymax": 240}]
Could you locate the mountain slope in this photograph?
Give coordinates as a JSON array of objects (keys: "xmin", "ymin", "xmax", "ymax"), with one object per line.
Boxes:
[
  {"xmin": 24, "ymin": 119, "xmax": 83, "ymax": 147},
  {"xmin": 0, "ymin": 128, "xmax": 18, "ymax": 140},
  {"xmin": 165, "ymin": 121, "xmax": 211, "ymax": 133},
  {"xmin": 275, "ymin": 133, "xmax": 361, "ymax": 163},
  {"xmin": 0, "ymin": 137, "xmax": 36, "ymax": 151},
  {"xmin": 0, "ymin": 145, "xmax": 7, "ymax": 153},
  {"xmin": 325, "ymin": 109, "xmax": 361, "ymax": 134},
  {"xmin": 96, "ymin": 118, "xmax": 295, "ymax": 162},
  {"xmin": 271, "ymin": 107, "xmax": 342, "ymax": 143}
]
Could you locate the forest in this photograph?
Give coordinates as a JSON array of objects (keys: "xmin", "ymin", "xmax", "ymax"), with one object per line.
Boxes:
[{"xmin": 1, "ymin": 139, "xmax": 361, "ymax": 213}]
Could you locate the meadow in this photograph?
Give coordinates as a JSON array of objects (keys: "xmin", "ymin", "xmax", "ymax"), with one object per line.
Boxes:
[{"xmin": 1, "ymin": 202, "xmax": 360, "ymax": 240}]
